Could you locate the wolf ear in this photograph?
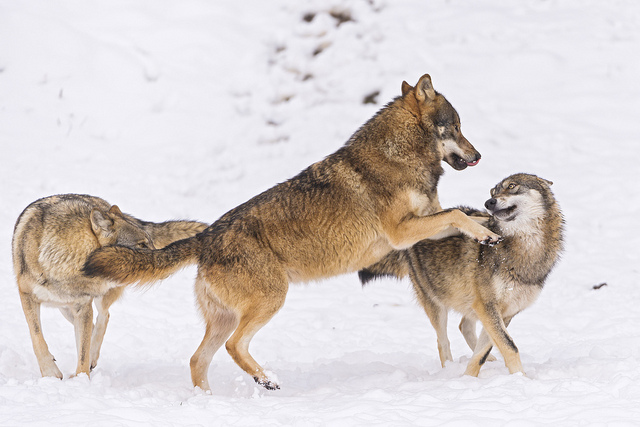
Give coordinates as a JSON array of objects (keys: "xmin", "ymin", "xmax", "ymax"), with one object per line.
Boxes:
[
  {"xmin": 415, "ymin": 74, "xmax": 436, "ymax": 103},
  {"xmin": 109, "ymin": 205, "xmax": 124, "ymax": 217},
  {"xmin": 401, "ymin": 81, "xmax": 413, "ymax": 96},
  {"xmin": 90, "ymin": 209, "xmax": 115, "ymax": 237},
  {"xmin": 537, "ymin": 177, "xmax": 554, "ymax": 187}
]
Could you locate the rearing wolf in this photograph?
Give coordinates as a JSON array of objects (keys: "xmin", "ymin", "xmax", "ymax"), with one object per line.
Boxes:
[{"xmin": 84, "ymin": 74, "xmax": 501, "ymax": 391}]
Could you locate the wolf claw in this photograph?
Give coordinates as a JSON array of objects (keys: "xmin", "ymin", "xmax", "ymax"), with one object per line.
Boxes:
[
  {"xmin": 477, "ymin": 236, "xmax": 503, "ymax": 246},
  {"xmin": 254, "ymin": 376, "xmax": 280, "ymax": 390},
  {"xmin": 487, "ymin": 237, "xmax": 503, "ymax": 247}
]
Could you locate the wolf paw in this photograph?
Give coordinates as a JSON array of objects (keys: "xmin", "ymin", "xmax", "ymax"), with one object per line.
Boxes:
[
  {"xmin": 253, "ymin": 376, "xmax": 280, "ymax": 390},
  {"xmin": 476, "ymin": 235, "xmax": 503, "ymax": 246},
  {"xmin": 487, "ymin": 236, "xmax": 503, "ymax": 246},
  {"xmin": 40, "ymin": 359, "xmax": 64, "ymax": 379}
]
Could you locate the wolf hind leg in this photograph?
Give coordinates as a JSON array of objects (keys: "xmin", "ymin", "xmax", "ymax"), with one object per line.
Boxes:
[
  {"xmin": 420, "ymin": 298, "xmax": 452, "ymax": 367},
  {"xmin": 459, "ymin": 316, "xmax": 477, "ymax": 350},
  {"xmin": 90, "ymin": 287, "xmax": 125, "ymax": 370},
  {"xmin": 432, "ymin": 310, "xmax": 453, "ymax": 367},
  {"xmin": 223, "ymin": 280, "xmax": 288, "ymax": 390},
  {"xmin": 464, "ymin": 328, "xmax": 493, "ymax": 376},
  {"xmin": 465, "ymin": 313, "xmax": 516, "ymax": 376},
  {"xmin": 59, "ymin": 307, "xmax": 75, "ymax": 323},
  {"xmin": 225, "ymin": 303, "xmax": 285, "ymax": 390},
  {"xmin": 410, "ymin": 271, "xmax": 452, "ymax": 366},
  {"xmin": 190, "ymin": 308, "xmax": 238, "ymax": 392},
  {"xmin": 189, "ymin": 276, "xmax": 238, "ymax": 391},
  {"xmin": 19, "ymin": 290, "xmax": 63, "ymax": 379},
  {"xmin": 459, "ymin": 316, "xmax": 496, "ymax": 362}
]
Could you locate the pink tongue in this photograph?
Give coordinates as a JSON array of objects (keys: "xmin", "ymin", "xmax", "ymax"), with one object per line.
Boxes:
[{"xmin": 466, "ymin": 159, "xmax": 480, "ymax": 166}]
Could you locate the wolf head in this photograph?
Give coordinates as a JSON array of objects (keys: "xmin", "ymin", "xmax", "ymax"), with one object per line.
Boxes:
[
  {"xmin": 90, "ymin": 205, "xmax": 156, "ymax": 249},
  {"xmin": 484, "ymin": 173, "xmax": 555, "ymax": 235},
  {"xmin": 401, "ymin": 74, "xmax": 481, "ymax": 170}
]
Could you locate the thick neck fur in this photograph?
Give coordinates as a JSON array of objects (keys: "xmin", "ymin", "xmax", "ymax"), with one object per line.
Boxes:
[
  {"xmin": 484, "ymin": 192, "xmax": 564, "ymax": 287},
  {"xmin": 345, "ymin": 97, "xmax": 443, "ymax": 192}
]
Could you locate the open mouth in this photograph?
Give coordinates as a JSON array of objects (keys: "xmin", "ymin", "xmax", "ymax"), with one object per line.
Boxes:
[
  {"xmin": 449, "ymin": 154, "xmax": 481, "ymax": 170},
  {"xmin": 491, "ymin": 205, "xmax": 517, "ymax": 221}
]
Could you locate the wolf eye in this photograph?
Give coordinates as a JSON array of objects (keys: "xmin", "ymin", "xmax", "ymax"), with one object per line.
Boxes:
[{"xmin": 507, "ymin": 183, "xmax": 516, "ymax": 190}]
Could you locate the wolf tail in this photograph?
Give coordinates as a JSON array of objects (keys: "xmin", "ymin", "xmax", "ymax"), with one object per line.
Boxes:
[
  {"xmin": 142, "ymin": 220, "xmax": 208, "ymax": 249},
  {"xmin": 358, "ymin": 250, "xmax": 410, "ymax": 286},
  {"xmin": 83, "ymin": 236, "xmax": 201, "ymax": 287}
]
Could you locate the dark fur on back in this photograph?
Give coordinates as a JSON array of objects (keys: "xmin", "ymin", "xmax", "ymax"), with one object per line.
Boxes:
[
  {"xmin": 358, "ymin": 205, "xmax": 487, "ymax": 285},
  {"xmin": 360, "ymin": 185, "xmax": 563, "ymax": 289}
]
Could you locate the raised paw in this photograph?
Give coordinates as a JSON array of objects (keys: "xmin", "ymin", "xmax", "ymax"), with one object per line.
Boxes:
[
  {"xmin": 487, "ymin": 235, "xmax": 503, "ymax": 246},
  {"xmin": 476, "ymin": 234, "xmax": 503, "ymax": 246},
  {"xmin": 254, "ymin": 376, "xmax": 280, "ymax": 390}
]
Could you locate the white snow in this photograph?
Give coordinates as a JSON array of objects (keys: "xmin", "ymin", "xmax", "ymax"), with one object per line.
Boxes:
[{"xmin": 1, "ymin": 0, "xmax": 639, "ymax": 425}]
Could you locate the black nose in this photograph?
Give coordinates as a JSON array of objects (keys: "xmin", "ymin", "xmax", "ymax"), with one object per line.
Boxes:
[{"xmin": 485, "ymin": 198, "xmax": 497, "ymax": 210}]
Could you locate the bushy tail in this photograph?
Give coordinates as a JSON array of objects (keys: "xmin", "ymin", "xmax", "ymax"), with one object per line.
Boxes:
[
  {"xmin": 143, "ymin": 220, "xmax": 208, "ymax": 249},
  {"xmin": 83, "ymin": 236, "xmax": 201, "ymax": 286},
  {"xmin": 358, "ymin": 250, "xmax": 409, "ymax": 286}
]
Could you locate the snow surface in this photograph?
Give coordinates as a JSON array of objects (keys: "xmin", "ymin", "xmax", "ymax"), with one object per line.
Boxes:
[{"xmin": 1, "ymin": 0, "xmax": 639, "ymax": 425}]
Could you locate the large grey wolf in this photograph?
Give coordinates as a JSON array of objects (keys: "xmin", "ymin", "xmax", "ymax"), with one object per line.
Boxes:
[
  {"xmin": 359, "ymin": 173, "xmax": 564, "ymax": 376},
  {"xmin": 12, "ymin": 194, "xmax": 208, "ymax": 379},
  {"xmin": 83, "ymin": 74, "xmax": 502, "ymax": 391}
]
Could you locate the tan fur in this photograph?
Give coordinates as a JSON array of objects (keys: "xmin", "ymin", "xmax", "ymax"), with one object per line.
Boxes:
[
  {"xmin": 359, "ymin": 174, "xmax": 564, "ymax": 377},
  {"xmin": 84, "ymin": 74, "xmax": 501, "ymax": 390},
  {"xmin": 12, "ymin": 194, "xmax": 207, "ymax": 379}
]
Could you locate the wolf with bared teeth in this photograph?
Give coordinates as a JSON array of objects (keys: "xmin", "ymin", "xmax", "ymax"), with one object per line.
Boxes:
[{"xmin": 359, "ymin": 173, "xmax": 564, "ymax": 377}]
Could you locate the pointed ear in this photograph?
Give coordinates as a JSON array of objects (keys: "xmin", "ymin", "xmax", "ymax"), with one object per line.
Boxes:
[
  {"xmin": 90, "ymin": 209, "xmax": 114, "ymax": 237},
  {"xmin": 109, "ymin": 205, "xmax": 123, "ymax": 217},
  {"xmin": 537, "ymin": 177, "xmax": 554, "ymax": 186},
  {"xmin": 415, "ymin": 74, "xmax": 436, "ymax": 103},
  {"xmin": 401, "ymin": 81, "xmax": 413, "ymax": 96}
]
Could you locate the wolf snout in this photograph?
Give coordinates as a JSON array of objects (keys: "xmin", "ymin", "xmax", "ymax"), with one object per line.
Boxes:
[
  {"xmin": 484, "ymin": 198, "xmax": 497, "ymax": 211},
  {"xmin": 457, "ymin": 152, "xmax": 481, "ymax": 167},
  {"xmin": 465, "ymin": 153, "xmax": 481, "ymax": 167}
]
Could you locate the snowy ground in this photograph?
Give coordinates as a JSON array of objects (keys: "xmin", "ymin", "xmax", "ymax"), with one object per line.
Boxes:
[{"xmin": 1, "ymin": 0, "xmax": 640, "ymax": 425}]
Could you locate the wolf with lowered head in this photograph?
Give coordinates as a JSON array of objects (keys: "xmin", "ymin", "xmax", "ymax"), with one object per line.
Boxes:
[{"xmin": 13, "ymin": 194, "xmax": 207, "ymax": 379}]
